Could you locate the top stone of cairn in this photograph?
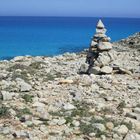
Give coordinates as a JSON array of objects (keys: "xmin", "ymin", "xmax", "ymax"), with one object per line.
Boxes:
[{"xmin": 96, "ymin": 19, "xmax": 105, "ymax": 29}]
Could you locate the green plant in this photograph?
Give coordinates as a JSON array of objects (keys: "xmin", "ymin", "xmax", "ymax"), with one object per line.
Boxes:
[
  {"xmin": 0, "ymin": 105, "xmax": 9, "ymax": 117},
  {"xmin": 80, "ymin": 122, "xmax": 94, "ymax": 135},
  {"xmin": 22, "ymin": 94, "xmax": 34, "ymax": 103},
  {"xmin": 16, "ymin": 107, "xmax": 32, "ymax": 118}
]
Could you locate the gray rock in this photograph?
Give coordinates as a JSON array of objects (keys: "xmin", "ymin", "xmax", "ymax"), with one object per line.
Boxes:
[
  {"xmin": 79, "ymin": 63, "xmax": 89, "ymax": 73},
  {"xmin": 16, "ymin": 79, "xmax": 32, "ymax": 92},
  {"xmin": 89, "ymin": 66, "xmax": 100, "ymax": 74}
]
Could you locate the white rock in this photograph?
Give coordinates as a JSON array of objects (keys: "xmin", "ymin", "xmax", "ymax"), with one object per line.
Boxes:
[
  {"xmin": 114, "ymin": 125, "xmax": 128, "ymax": 135},
  {"xmin": 16, "ymin": 79, "xmax": 32, "ymax": 92},
  {"xmin": 1, "ymin": 91, "xmax": 13, "ymax": 100},
  {"xmin": 98, "ymin": 42, "xmax": 112, "ymax": 51},
  {"xmin": 124, "ymin": 133, "xmax": 140, "ymax": 140},
  {"xmin": 93, "ymin": 123, "xmax": 106, "ymax": 132},
  {"xmin": 72, "ymin": 120, "xmax": 80, "ymax": 127},
  {"xmin": 96, "ymin": 19, "xmax": 105, "ymax": 28},
  {"xmin": 58, "ymin": 119, "xmax": 66, "ymax": 125},
  {"xmin": 100, "ymin": 66, "xmax": 113, "ymax": 74},
  {"xmin": 63, "ymin": 103, "xmax": 76, "ymax": 110}
]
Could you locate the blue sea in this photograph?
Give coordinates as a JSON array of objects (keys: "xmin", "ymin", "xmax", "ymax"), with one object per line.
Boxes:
[{"xmin": 0, "ymin": 17, "xmax": 140, "ymax": 60}]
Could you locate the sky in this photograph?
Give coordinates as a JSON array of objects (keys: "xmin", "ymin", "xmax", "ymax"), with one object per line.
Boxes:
[{"xmin": 0, "ymin": 0, "xmax": 140, "ymax": 18}]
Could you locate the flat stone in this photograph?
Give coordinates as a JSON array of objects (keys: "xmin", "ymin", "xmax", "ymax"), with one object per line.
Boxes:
[
  {"xmin": 100, "ymin": 66, "xmax": 113, "ymax": 74},
  {"xmin": 98, "ymin": 42, "xmax": 112, "ymax": 51}
]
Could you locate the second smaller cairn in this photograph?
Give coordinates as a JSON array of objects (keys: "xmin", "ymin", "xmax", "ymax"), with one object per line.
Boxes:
[{"xmin": 86, "ymin": 19, "xmax": 115, "ymax": 74}]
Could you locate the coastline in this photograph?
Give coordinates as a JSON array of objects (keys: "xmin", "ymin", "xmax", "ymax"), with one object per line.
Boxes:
[{"xmin": 0, "ymin": 32, "xmax": 140, "ymax": 140}]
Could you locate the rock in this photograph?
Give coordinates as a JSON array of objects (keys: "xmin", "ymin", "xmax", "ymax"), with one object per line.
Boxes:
[
  {"xmin": 59, "ymin": 79, "xmax": 73, "ymax": 84},
  {"xmin": 133, "ymin": 107, "xmax": 140, "ymax": 114},
  {"xmin": 16, "ymin": 79, "xmax": 32, "ymax": 92},
  {"xmin": 1, "ymin": 91, "xmax": 13, "ymax": 100},
  {"xmin": 92, "ymin": 123, "xmax": 106, "ymax": 132},
  {"xmin": 79, "ymin": 63, "xmax": 89, "ymax": 73},
  {"xmin": 98, "ymin": 42, "xmax": 112, "ymax": 51},
  {"xmin": 32, "ymin": 102, "xmax": 45, "ymax": 107},
  {"xmin": 57, "ymin": 118, "xmax": 66, "ymax": 125},
  {"xmin": 63, "ymin": 103, "xmax": 76, "ymax": 110},
  {"xmin": 72, "ymin": 120, "xmax": 80, "ymax": 127},
  {"xmin": 89, "ymin": 66, "xmax": 100, "ymax": 74},
  {"xmin": 113, "ymin": 125, "xmax": 128, "ymax": 135},
  {"xmin": 124, "ymin": 133, "xmax": 140, "ymax": 140},
  {"xmin": 106, "ymin": 122, "xmax": 114, "ymax": 130},
  {"xmin": 100, "ymin": 66, "xmax": 113, "ymax": 74},
  {"xmin": 96, "ymin": 19, "xmax": 105, "ymax": 28}
]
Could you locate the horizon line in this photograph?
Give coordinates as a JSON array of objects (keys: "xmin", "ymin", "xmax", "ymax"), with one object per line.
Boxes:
[{"xmin": 0, "ymin": 15, "xmax": 140, "ymax": 19}]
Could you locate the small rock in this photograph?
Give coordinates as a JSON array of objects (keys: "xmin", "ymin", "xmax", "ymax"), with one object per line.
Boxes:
[
  {"xmin": 72, "ymin": 120, "xmax": 80, "ymax": 127},
  {"xmin": 57, "ymin": 118, "xmax": 66, "ymax": 125},
  {"xmin": 106, "ymin": 122, "xmax": 114, "ymax": 130},
  {"xmin": 92, "ymin": 123, "xmax": 106, "ymax": 132},
  {"xmin": 59, "ymin": 79, "xmax": 73, "ymax": 84},
  {"xmin": 114, "ymin": 125, "xmax": 128, "ymax": 135},
  {"xmin": 63, "ymin": 103, "xmax": 76, "ymax": 110}
]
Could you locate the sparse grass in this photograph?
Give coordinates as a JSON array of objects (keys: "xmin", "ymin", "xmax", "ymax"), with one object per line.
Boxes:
[
  {"xmin": 16, "ymin": 107, "xmax": 32, "ymax": 118},
  {"xmin": 0, "ymin": 105, "xmax": 9, "ymax": 118},
  {"xmin": 117, "ymin": 101, "xmax": 126, "ymax": 110},
  {"xmin": 7, "ymin": 64, "xmax": 28, "ymax": 72},
  {"xmin": 80, "ymin": 122, "xmax": 94, "ymax": 135},
  {"xmin": 22, "ymin": 94, "xmax": 34, "ymax": 103},
  {"xmin": 29, "ymin": 62, "xmax": 46, "ymax": 69}
]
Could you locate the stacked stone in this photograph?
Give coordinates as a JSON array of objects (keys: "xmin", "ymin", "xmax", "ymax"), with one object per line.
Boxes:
[{"xmin": 86, "ymin": 19, "xmax": 114, "ymax": 74}]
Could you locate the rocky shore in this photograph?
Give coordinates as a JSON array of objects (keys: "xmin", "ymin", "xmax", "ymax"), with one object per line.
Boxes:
[{"xmin": 0, "ymin": 32, "xmax": 140, "ymax": 140}]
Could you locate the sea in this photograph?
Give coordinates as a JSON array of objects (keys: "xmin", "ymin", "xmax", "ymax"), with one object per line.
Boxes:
[{"xmin": 0, "ymin": 16, "xmax": 140, "ymax": 60}]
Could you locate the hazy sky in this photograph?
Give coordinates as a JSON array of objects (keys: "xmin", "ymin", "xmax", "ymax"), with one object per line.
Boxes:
[{"xmin": 0, "ymin": 0, "xmax": 140, "ymax": 17}]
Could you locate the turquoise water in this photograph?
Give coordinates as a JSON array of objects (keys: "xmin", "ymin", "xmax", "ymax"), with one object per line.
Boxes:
[{"xmin": 0, "ymin": 17, "xmax": 140, "ymax": 60}]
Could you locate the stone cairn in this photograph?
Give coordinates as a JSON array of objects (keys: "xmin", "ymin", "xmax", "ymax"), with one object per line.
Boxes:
[{"xmin": 86, "ymin": 19, "xmax": 114, "ymax": 74}]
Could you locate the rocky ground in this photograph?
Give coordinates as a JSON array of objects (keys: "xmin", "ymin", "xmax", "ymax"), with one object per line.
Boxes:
[{"xmin": 0, "ymin": 33, "xmax": 140, "ymax": 140}]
